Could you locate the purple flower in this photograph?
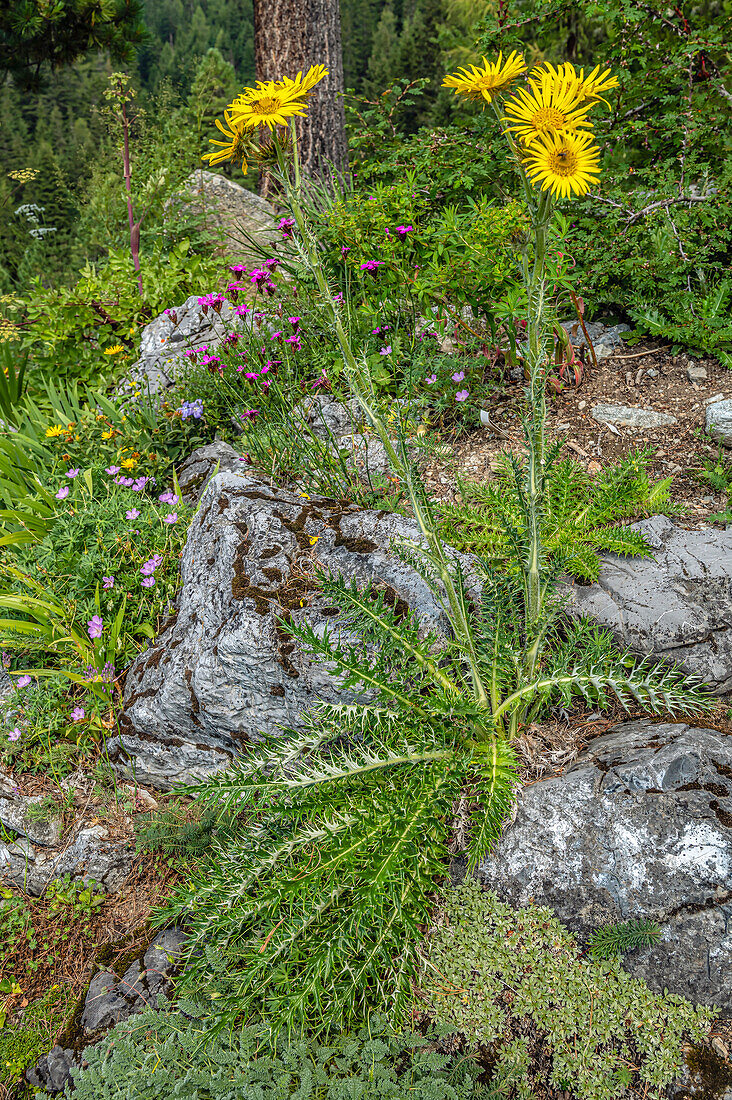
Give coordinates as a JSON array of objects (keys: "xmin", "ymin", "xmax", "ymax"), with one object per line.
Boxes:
[
  {"xmin": 16, "ymin": 675, "xmax": 31, "ymax": 688},
  {"xmin": 141, "ymin": 576, "xmax": 155, "ymax": 588},
  {"xmin": 8, "ymin": 727, "xmax": 20, "ymax": 742},
  {"xmin": 395, "ymin": 224, "xmax": 414, "ymax": 240},
  {"xmin": 455, "ymin": 389, "xmax": 469, "ymax": 402},
  {"xmin": 116, "ymin": 476, "xmax": 134, "ymax": 488},
  {"xmin": 229, "ymin": 263, "xmax": 247, "ymax": 275},
  {"xmin": 140, "ymin": 554, "xmax": 163, "ymax": 577},
  {"xmin": 341, "ymin": 245, "xmax": 351, "ymax": 256},
  {"xmin": 105, "ymin": 465, "xmax": 120, "ymax": 475},
  {"xmin": 163, "ymin": 513, "xmax": 178, "ymax": 524},
  {"xmin": 102, "ymin": 576, "xmax": 114, "ymax": 589},
  {"xmin": 132, "ymin": 476, "xmax": 149, "ymax": 491},
  {"xmin": 288, "ymin": 316, "xmax": 300, "ymax": 328},
  {"xmin": 180, "ymin": 400, "xmax": 204, "ymax": 420},
  {"xmin": 158, "ymin": 491, "xmax": 178, "ymax": 505},
  {"xmin": 425, "ymin": 374, "xmax": 437, "ymax": 385},
  {"xmin": 278, "ymin": 216, "xmax": 295, "ymax": 239},
  {"xmin": 126, "ymin": 508, "xmax": 140, "ymax": 520},
  {"xmin": 66, "ymin": 468, "xmax": 80, "ymax": 478},
  {"xmin": 263, "ymin": 258, "xmax": 280, "ymax": 272},
  {"xmin": 380, "ymin": 346, "xmax": 392, "ymax": 356},
  {"xmin": 87, "ymin": 615, "xmax": 103, "ymax": 640},
  {"xmin": 360, "ymin": 260, "xmax": 384, "ymax": 273},
  {"xmin": 70, "ymin": 706, "xmax": 85, "ymax": 722},
  {"xmin": 451, "ymin": 371, "xmax": 465, "ymax": 383},
  {"xmin": 55, "ymin": 485, "xmax": 70, "ymax": 500}
]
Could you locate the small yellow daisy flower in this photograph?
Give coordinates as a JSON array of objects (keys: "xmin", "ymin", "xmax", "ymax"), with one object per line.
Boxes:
[
  {"xmin": 522, "ymin": 129, "xmax": 601, "ymax": 199},
  {"xmin": 104, "ymin": 344, "xmax": 125, "ymax": 355},
  {"xmin": 533, "ymin": 62, "xmax": 619, "ymax": 108},
  {"xmin": 202, "ymin": 111, "xmax": 250, "ymax": 169},
  {"xmin": 101, "ymin": 430, "xmax": 114, "ymax": 440},
  {"xmin": 45, "ymin": 425, "xmax": 65, "ymax": 438},
  {"xmin": 279, "ymin": 64, "xmax": 329, "ymax": 98},
  {"xmin": 504, "ymin": 81, "xmax": 593, "ymax": 144},
  {"xmin": 442, "ymin": 51, "xmax": 527, "ymax": 105},
  {"xmin": 228, "ymin": 81, "xmax": 310, "ymax": 131},
  {"xmin": 120, "ymin": 457, "xmax": 137, "ymax": 469}
]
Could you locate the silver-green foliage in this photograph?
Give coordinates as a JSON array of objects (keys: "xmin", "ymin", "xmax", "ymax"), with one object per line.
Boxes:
[
  {"xmin": 66, "ymin": 1012, "xmax": 483, "ymax": 1100},
  {"xmin": 419, "ymin": 880, "xmax": 714, "ymax": 1100}
]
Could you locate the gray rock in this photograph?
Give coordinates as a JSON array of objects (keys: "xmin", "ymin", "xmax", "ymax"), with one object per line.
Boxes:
[
  {"xmin": 478, "ymin": 719, "xmax": 732, "ymax": 1007},
  {"xmin": 564, "ymin": 514, "xmax": 732, "ymax": 693},
  {"xmin": 292, "ymin": 394, "xmax": 363, "ymax": 440},
  {"xmin": 0, "ymin": 824, "xmax": 133, "ymax": 896},
  {"xmin": 114, "ymin": 471, "xmax": 476, "ymax": 788},
  {"xmin": 667, "ymin": 1044, "xmax": 732, "ymax": 1100},
  {"xmin": 687, "ymin": 364, "xmax": 708, "ymax": 383},
  {"xmin": 0, "ymin": 792, "xmax": 62, "ymax": 846},
  {"xmin": 27, "ymin": 928, "xmax": 186, "ymax": 1094},
  {"xmin": 706, "ymin": 399, "xmax": 732, "ymax": 448},
  {"xmin": 177, "ymin": 169, "xmax": 279, "ymax": 260},
  {"xmin": 126, "ymin": 293, "xmax": 241, "ymax": 398},
  {"xmin": 561, "ymin": 320, "xmax": 630, "ymax": 356},
  {"xmin": 178, "ymin": 440, "xmax": 247, "ymax": 504},
  {"xmin": 591, "ymin": 403, "xmax": 677, "ymax": 429}
]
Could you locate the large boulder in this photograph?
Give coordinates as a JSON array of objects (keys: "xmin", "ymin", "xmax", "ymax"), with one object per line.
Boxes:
[
  {"xmin": 112, "ymin": 471, "xmax": 474, "ymax": 789},
  {"xmin": 178, "ymin": 170, "xmax": 279, "ymax": 260},
  {"xmin": 565, "ymin": 514, "xmax": 732, "ymax": 693},
  {"xmin": 477, "ymin": 719, "xmax": 732, "ymax": 1008}
]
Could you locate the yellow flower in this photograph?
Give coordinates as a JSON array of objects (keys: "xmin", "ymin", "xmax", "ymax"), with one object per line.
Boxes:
[
  {"xmin": 522, "ymin": 129, "xmax": 601, "ymax": 199},
  {"xmin": 442, "ymin": 51, "xmax": 527, "ymax": 105},
  {"xmin": 504, "ymin": 80, "xmax": 593, "ymax": 144},
  {"xmin": 202, "ymin": 111, "xmax": 250, "ymax": 169},
  {"xmin": 228, "ymin": 81, "xmax": 310, "ymax": 131},
  {"xmin": 45, "ymin": 425, "xmax": 65, "ymax": 438},
  {"xmin": 120, "ymin": 457, "xmax": 137, "ymax": 469},
  {"xmin": 279, "ymin": 64, "xmax": 328, "ymax": 98},
  {"xmin": 533, "ymin": 62, "xmax": 619, "ymax": 108},
  {"xmin": 101, "ymin": 430, "xmax": 114, "ymax": 439},
  {"xmin": 104, "ymin": 344, "xmax": 125, "ymax": 355}
]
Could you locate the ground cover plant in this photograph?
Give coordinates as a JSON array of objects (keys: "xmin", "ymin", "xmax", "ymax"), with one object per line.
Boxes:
[{"xmin": 150, "ymin": 53, "xmax": 711, "ymax": 1046}]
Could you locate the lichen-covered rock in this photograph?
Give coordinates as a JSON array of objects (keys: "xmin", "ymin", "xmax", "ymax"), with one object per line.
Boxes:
[
  {"xmin": 706, "ymin": 398, "xmax": 732, "ymax": 448},
  {"xmin": 178, "ymin": 440, "xmax": 247, "ymax": 504},
  {"xmin": 0, "ymin": 824, "xmax": 133, "ymax": 896},
  {"xmin": 113, "ymin": 471, "xmax": 475, "ymax": 789},
  {"xmin": 591, "ymin": 403, "xmax": 677, "ymax": 428},
  {"xmin": 477, "ymin": 719, "xmax": 732, "ymax": 1008},
  {"xmin": 178, "ymin": 169, "xmax": 279, "ymax": 260},
  {"xmin": 564, "ymin": 514, "xmax": 732, "ymax": 693}
]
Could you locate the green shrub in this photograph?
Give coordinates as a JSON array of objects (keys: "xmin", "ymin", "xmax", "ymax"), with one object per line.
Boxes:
[
  {"xmin": 419, "ymin": 880, "xmax": 714, "ymax": 1100},
  {"xmin": 66, "ymin": 1013, "xmax": 483, "ymax": 1100}
]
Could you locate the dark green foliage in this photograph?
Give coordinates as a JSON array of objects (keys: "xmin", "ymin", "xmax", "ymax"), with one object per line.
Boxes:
[
  {"xmin": 588, "ymin": 918, "xmax": 663, "ymax": 960},
  {"xmin": 135, "ymin": 801, "xmax": 242, "ymax": 857},
  {"xmin": 69, "ymin": 1012, "xmax": 483, "ymax": 1100},
  {"xmin": 439, "ymin": 450, "xmax": 672, "ymax": 582},
  {"xmin": 420, "ymin": 880, "xmax": 713, "ymax": 1100},
  {"xmin": 0, "ymin": 0, "xmax": 145, "ymax": 90}
]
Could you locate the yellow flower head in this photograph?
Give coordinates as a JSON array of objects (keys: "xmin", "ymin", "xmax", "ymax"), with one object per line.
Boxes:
[
  {"xmin": 279, "ymin": 64, "xmax": 329, "ymax": 98},
  {"xmin": 442, "ymin": 51, "xmax": 527, "ymax": 105},
  {"xmin": 522, "ymin": 129, "xmax": 601, "ymax": 199},
  {"xmin": 104, "ymin": 344, "xmax": 125, "ymax": 355},
  {"xmin": 533, "ymin": 62, "xmax": 619, "ymax": 108},
  {"xmin": 228, "ymin": 81, "xmax": 310, "ymax": 131},
  {"xmin": 503, "ymin": 80, "xmax": 593, "ymax": 144},
  {"xmin": 120, "ymin": 457, "xmax": 137, "ymax": 469},
  {"xmin": 202, "ymin": 111, "xmax": 250, "ymax": 169},
  {"xmin": 45, "ymin": 425, "xmax": 65, "ymax": 438}
]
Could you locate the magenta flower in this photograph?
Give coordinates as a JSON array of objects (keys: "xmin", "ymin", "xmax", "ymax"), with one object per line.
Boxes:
[
  {"xmin": 55, "ymin": 485, "xmax": 70, "ymax": 500},
  {"xmin": 380, "ymin": 346, "xmax": 392, "ymax": 356},
  {"xmin": 102, "ymin": 576, "xmax": 114, "ymax": 589},
  {"xmin": 229, "ymin": 263, "xmax": 247, "ymax": 275},
  {"xmin": 8, "ymin": 727, "xmax": 21, "ymax": 742},
  {"xmin": 126, "ymin": 508, "xmax": 140, "ymax": 520},
  {"xmin": 288, "ymin": 316, "xmax": 300, "ymax": 328},
  {"xmin": 451, "ymin": 371, "xmax": 465, "ymax": 383},
  {"xmin": 87, "ymin": 615, "xmax": 103, "ymax": 639},
  {"xmin": 395, "ymin": 224, "xmax": 414, "ymax": 240},
  {"xmin": 278, "ymin": 216, "xmax": 295, "ymax": 239},
  {"xmin": 105, "ymin": 465, "xmax": 120, "ymax": 475},
  {"xmin": 16, "ymin": 675, "xmax": 31, "ymax": 688},
  {"xmin": 141, "ymin": 576, "xmax": 155, "ymax": 588},
  {"xmin": 66, "ymin": 468, "xmax": 80, "ymax": 478},
  {"xmin": 455, "ymin": 389, "xmax": 469, "ymax": 402},
  {"xmin": 163, "ymin": 513, "xmax": 178, "ymax": 524},
  {"xmin": 425, "ymin": 374, "xmax": 437, "ymax": 385},
  {"xmin": 70, "ymin": 706, "xmax": 85, "ymax": 722},
  {"xmin": 360, "ymin": 260, "xmax": 384, "ymax": 273}
]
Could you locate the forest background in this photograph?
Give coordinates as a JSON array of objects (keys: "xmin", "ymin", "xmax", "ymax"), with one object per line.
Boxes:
[{"xmin": 1, "ymin": 0, "xmax": 731, "ymax": 360}]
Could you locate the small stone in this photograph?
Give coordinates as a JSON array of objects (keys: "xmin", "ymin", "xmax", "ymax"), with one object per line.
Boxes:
[
  {"xmin": 591, "ymin": 403, "xmax": 677, "ymax": 429},
  {"xmin": 706, "ymin": 399, "xmax": 732, "ymax": 448},
  {"xmin": 687, "ymin": 364, "xmax": 708, "ymax": 383},
  {"xmin": 707, "ymin": 392, "xmax": 725, "ymax": 404},
  {"xmin": 578, "ymin": 400, "xmax": 587, "ymax": 410},
  {"xmin": 646, "ymin": 368, "xmax": 659, "ymax": 378}
]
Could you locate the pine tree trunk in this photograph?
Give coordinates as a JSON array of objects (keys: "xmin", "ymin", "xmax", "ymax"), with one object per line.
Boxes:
[{"xmin": 253, "ymin": 0, "xmax": 348, "ymax": 181}]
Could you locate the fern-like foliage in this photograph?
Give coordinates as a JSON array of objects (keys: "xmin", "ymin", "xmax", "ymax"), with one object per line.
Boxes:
[
  {"xmin": 439, "ymin": 451, "xmax": 672, "ymax": 582},
  {"xmin": 588, "ymin": 918, "xmax": 662, "ymax": 960}
]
